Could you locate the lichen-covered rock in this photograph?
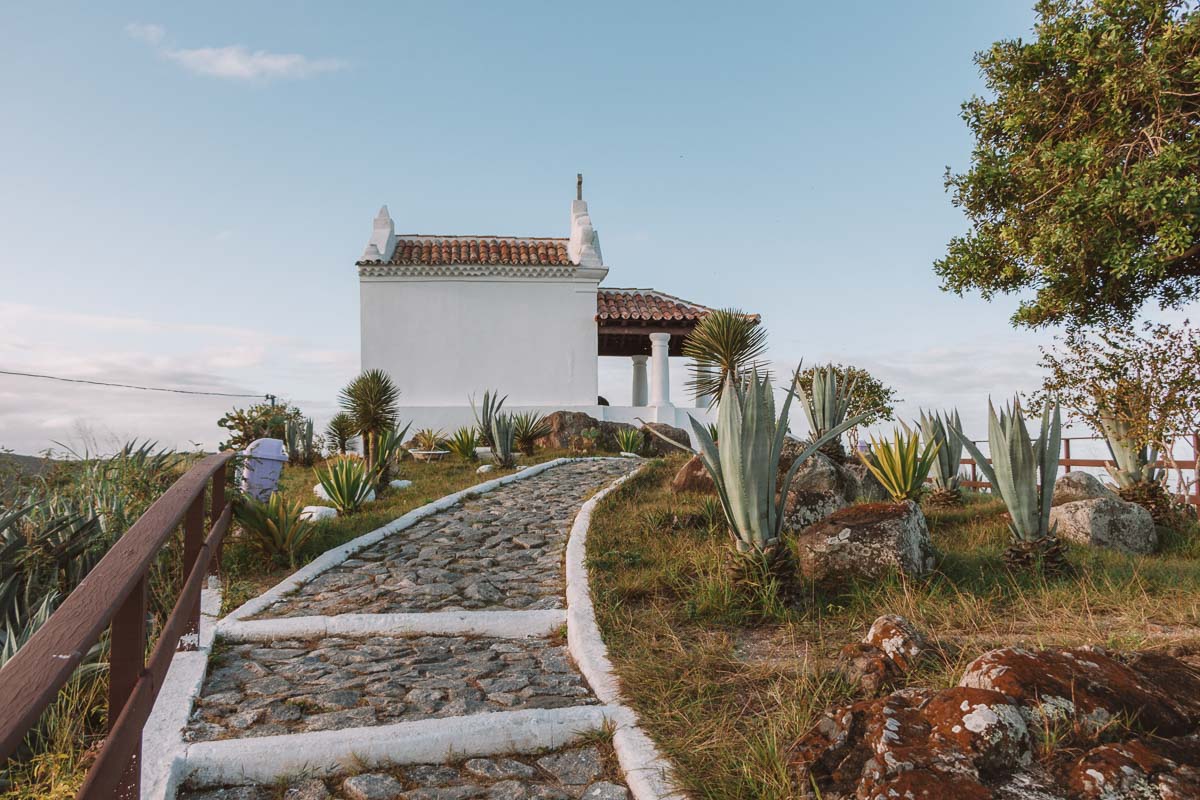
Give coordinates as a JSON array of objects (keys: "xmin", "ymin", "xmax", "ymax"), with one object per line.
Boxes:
[
  {"xmin": 671, "ymin": 454, "xmax": 715, "ymax": 495},
  {"xmin": 842, "ymin": 460, "xmax": 889, "ymax": 504},
  {"xmin": 784, "ymin": 488, "xmax": 849, "ymax": 530},
  {"xmin": 641, "ymin": 422, "xmax": 690, "ymax": 456},
  {"xmin": 792, "ymin": 501, "xmax": 936, "ymax": 585},
  {"xmin": 1051, "ymin": 471, "xmax": 1117, "ymax": 506},
  {"xmin": 864, "ymin": 615, "xmax": 927, "ymax": 672},
  {"xmin": 959, "ymin": 646, "xmax": 1200, "ymax": 736},
  {"xmin": 1068, "ymin": 735, "xmax": 1200, "ymax": 799},
  {"xmin": 1049, "ymin": 496, "xmax": 1157, "ymax": 554},
  {"xmin": 839, "ymin": 615, "xmax": 928, "ymax": 695},
  {"xmin": 533, "ymin": 411, "xmax": 635, "ymax": 451}
]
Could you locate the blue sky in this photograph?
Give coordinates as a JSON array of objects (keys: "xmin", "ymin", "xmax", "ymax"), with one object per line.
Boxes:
[{"xmin": 2, "ymin": 2, "xmax": 1192, "ymax": 455}]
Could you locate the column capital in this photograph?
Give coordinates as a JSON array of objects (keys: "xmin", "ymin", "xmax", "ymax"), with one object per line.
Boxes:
[
  {"xmin": 630, "ymin": 354, "xmax": 649, "ymax": 364},
  {"xmin": 649, "ymin": 332, "xmax": 672, "ymax": 347}
]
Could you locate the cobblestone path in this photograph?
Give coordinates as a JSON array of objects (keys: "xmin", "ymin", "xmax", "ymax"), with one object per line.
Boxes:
[{"xmin": 182, "ymin": 459, "xmax": 638, "ymax": 800}]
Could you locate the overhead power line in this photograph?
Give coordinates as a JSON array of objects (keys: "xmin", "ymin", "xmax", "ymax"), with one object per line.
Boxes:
[{"xmin": 0, "ymin": 368, "xmax": 271, "ymax": 401}]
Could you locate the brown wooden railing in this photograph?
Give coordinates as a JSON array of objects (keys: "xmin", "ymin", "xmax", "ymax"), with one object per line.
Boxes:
[
  {"xmin": 960, "ymin": 434, "xmax": 1200, "ymax": 507},
  {"xmin": 0, "ymin": 451, "xmax": 235, "ymax": 798}
]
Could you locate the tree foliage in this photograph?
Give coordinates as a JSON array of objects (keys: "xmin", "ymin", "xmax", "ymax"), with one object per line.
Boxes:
[
  {"xmin": 794, "ymin": 363, "xmax": 898, "ymax": 446},
  {"xmin": 338, "ymin": 369, "xmax": 400, "ymax": 474},
  {"xmin": 937, "ymin": 0, "xmax": 1200, "ymax": 328},
  {"xmin": 683, "ymin": 309, "xmax": 768, "ymax": 405},
  {"xmin": 217, "ymin": 401, "xmax": 304, "ymax": 452},
  {"xmin": 1030, "ymin": 319, "xmax": 1200, "ymax": 457}
]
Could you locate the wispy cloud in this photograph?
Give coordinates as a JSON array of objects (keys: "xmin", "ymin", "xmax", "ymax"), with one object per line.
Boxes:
[{"xmin": 125, "ymin": 22, "xmax": 346, "ymax": 82}]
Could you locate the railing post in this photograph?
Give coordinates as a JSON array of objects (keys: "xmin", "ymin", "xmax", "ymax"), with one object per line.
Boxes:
[
  {"xmin": 1194, "ymin": 433, "xmax": 1199, "ymax": 508},
  {"xmin": 181, "ymin": 495, "xmax": 205, "ymax": 649},
  {"xmin": 109, "ymin": 576, "xmax": 146, "ymax": 799},
  {"xmin": 1063, "ymin": 438, "xmax": 1071, "ymax": 468},
  {"xmin": 210, "ymin": 462, "xmax": 227, "ymax": 577}
]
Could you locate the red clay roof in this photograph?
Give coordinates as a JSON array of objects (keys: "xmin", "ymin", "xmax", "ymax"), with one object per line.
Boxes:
[
  {"xmin": 596, "ymin": 289, "xmax": 714, "ymax": 324},
  {"xmin": 374, "ymin": 236, "xmax": 573, "ymax": 266}
]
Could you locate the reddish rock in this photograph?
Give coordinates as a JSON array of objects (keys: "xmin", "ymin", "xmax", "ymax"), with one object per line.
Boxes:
[
  {"xmin": 1068, "ymin": 735, "xmax": 1200, "ymax": 799},
  {"xmin": 671, "ymin": 455, "xmax": 715, "ymax": 495},
  {"xmin": 863, "ymin": 614, "xmax": 926, "ymax": 673},
  {"xmin": 838, "ymin": 615, "xmax": 927, "ymax": 696},
  {"xmin": 533, "ymin": 411, "xmax": 632, "ymax": 451},
  {"xmin": 861, "ymin": 767, "xmax": 995, "ymax": 800},
  {"xmin": 923, "ymin": 688, "xmax": 1030, "ymax": 776},
  {"xmin": 959, "ymin": 646, "xmax": 1200, "ymax": 736}
]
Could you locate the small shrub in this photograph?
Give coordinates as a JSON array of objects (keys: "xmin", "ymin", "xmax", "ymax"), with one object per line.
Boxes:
[
  {"xmin": 324, "ymin": 412, "xmax": 359, "ymax": 455},
  {"xmin": 233, "ymin": 493, "xmax": 316, "ymax": 568},
  {"xmin": 615, "ymin": 427, "xmax": 643, "ymax": 455},
  {"xmin": 513, "ymin": 412, "xmax": 550, "ymax": 456},
  {"xmin": 412, "ymin": 428, "xmax": 448, "ymax": 452},
  {"xmin": 316, "ymin": 458, "xmax": 374, "ymax": 514},
  {"xmin": 445, "ymin": 427, "xmax": 481, "ymax": 462}
]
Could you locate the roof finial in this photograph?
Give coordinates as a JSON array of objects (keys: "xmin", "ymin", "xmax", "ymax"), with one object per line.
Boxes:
[{"xmin": 576, "ymin": 173, "xmax": 583, "ymax": 201}]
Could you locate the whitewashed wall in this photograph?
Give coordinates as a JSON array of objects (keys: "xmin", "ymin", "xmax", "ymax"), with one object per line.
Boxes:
[{"xmin": 361, "ymin": 277, "xmax": 600, "ymax": 407}]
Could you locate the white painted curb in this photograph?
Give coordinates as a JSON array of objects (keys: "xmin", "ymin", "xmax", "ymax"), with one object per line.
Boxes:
[
  {"xmin": 565, "ymin": 464, "xmax": 687, "ymax": 799},
  {"xmin": 182, "ymin": 705, "xmax": 617, "ymax": 786},
  {"xmin": 219, "ymin": 609, "xmax": 566, "ymax": 642},
  {"xmin": 141, "ymin": 576, "xmax": 223, "ymax": 800},
  {"xmin": 220, "ymin": 457, "xmax": 590, "ymax": 629}
]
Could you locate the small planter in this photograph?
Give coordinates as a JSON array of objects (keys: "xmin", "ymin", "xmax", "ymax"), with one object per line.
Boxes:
[{"xmin": 410, "ymin": 449, "xmax": 450, "ymax": 463}]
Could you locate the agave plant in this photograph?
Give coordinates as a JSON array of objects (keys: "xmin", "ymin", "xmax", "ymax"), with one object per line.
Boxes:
[
  {"xmin": 952, "ymin": 399, "xmax": 1068, "ymax": 572},
  {"xmin": 316, "ymin": 457, "xmax": 375, "ymax": 514},
  {"xmin": 512, "ymin": 412, "xmax": 550, "ymax": 456},
  {"xmin": 471, "ymin": 389, "xmax": 507, "ymax": 448},
  {"xmin": 918, "ymin": 409, "xmax": 965, "ymax": 506},
  {"xmin": 615, "ymin": 426, "xmax": 644, "ymax": 455},
  {"xmin": 284, "ymin": 417, "xmax": 317, "ymax": 467},
  {"xmin": 682, "ymin": 308, "xmax": 768, "ymax": 406},
  {"xmin": 646, "ymin": 366, "xmax": 867, "ymax": 561},
  {"xmin": 373, "ymin": 422, "xmax": 411, "ymax": 486},
  {"xmin": 412, "ymin": 428, "xmax": 448, "ymax": 452},
  {"xmin": 446, "ymin": 427, "xmax": 481, "ymax": 462},
  {"xmin": 339, "ymin": 369, "xmax": 400, "ymax": 476},
  {"xmin": 490, "ymin": 413, "xmax": 518, "ymax": 468},
  {"xmin": 233, "ymin": 493, "xmax": 316, "ymax": 568},
  {"xmin": 859, "ymin": 426, "xmax": 941, "ymax": 504},
  {"xmin": 324, "ymin": 413, "xmax": 359, "ymax": 456},
  {"xmin": 795, "ymin": 364, "xmax": 857, "ymax": 459}
]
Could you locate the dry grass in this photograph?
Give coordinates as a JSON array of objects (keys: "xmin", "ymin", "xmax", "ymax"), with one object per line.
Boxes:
[{"xmin": 586, "ymin": 456, "xmax": 1200, "ymax": 799}]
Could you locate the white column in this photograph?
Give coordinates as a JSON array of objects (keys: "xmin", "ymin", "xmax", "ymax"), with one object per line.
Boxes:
[
  {"xmin": 631, "ymin": 355, "xmax": 649, "ymax": 407},
  {"xmin": 649, "ymin": 332, "xmax": 672, "ymax": 408},
  {"xmin": 694, "ymin": 361, "xmax": 714, "ymax": 409}
]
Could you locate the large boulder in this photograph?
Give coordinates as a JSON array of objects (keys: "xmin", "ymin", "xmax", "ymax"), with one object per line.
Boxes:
[
  {"xmin": 841, "ymin": 460, "xmax": 889, "ymax": 504},
  {"xmin": 533, "ymin": 411, "xmax": 633, "ymax": 451},
  {"xmin": 1052, "ymin": 471, "xmax": 1118, "ymax": 506},
  {"xmin": 791, "ymin": 501, "xmax": 936, "ymax": 585},
  {"xmin": 792, "ymin": 645, "xmax": 1200, "ymax": 799},
  {"xmin": 641, "ymin": 422, "xmax": 690, "ymax": 456},
  {"xmin": 1050, "ymin": 496, "xmax": 1157, "ymax": 554},
  {"xmin": 671, "ymin": 455, "xmax": 715, "ymax": 495}
]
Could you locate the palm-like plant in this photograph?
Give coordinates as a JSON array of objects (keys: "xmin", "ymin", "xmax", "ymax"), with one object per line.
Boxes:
[
  {"xmin": 471, "ymin": 389, "xmax": 507, "ymax": 448},
  {"xmin": 339, "ymin": 369, "xmax": 400, "ymax": 476},
  {"xmin": 512, "ymin": 411, "xmax": 550, "ymax": 456},
  {"xmin": 918, "ymin": 409, "xmax": 965, "ymax": 506},
  {"xmin": 859, "ymin": 426, "xmax": 941, "ymax": 504},
  {"xmin": 951, "ymin": 399, "xmax": 1068, "ymax": 572},
  {"xmin": 646, "ymin": 367, "xmax": 867, "ymax": 563},
  {"xmin": 316, "ymin": 458, "xmax": 375, "ymax": 514},
  {"xmin": 446, "ymin": 427, "xmax": 481, "ymax": 462},
  {"xmin": 233, "ymin": 493, "xmax": 316, "ymax": 568},
  {"xmin": 794, "ymin": 364, "xmax": 857, "ymax": 459},
  {"xmin": 324, "ymin": 412, "xmax": 359, "ymax": 456},
  {"xmin": 683, "ymin": 308, "xmax": 768, "ymax": 406},
  {"xmin": 490, "ymin": 413, "xmax": 518, "ymax": 468}
]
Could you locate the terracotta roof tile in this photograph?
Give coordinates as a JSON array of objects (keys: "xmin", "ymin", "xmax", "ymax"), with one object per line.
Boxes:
[
  {"xmin": 379, "ymin": 236, "xmax": 573, "ymax": 267},
  {"xmin": 596, "ymin": 289, "xmax": 714, "ymax": 324}
]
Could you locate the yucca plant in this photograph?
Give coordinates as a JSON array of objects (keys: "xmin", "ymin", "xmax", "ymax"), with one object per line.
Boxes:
[
  {"xmin": 512, "ymin": 411, "xmax": 550, "ymax": 456},
  {"xmin": 795, "ymin": 364, "xmax": 857, "ymax": 460},
  {"xmin": 490, "ymin": 413, "xmax": 518, "ymax": 468},
  {"xmin": 859, "ymin": 426, "xmax": 941, "ymax": 504},
  {"xmin": 683, "ymin": 308, "xmax": 768, "ymax": 406},
  {"xmin": 412, "ymin": 428, "xmax": 448, "ymax": 452},
  {"xmin": 615, "ymin": 426, "xmax": 644, "ymax": 455},
  {"xmin": 952, "ymin": 399, "xmax": 1069, "ymax": 573},
  {"xmin": 316, "ymin": 457, "xmax": 375, "ymax": 514},
  {"xmin": 706, "ymin": 422, "xmax": 720, "ymax": 444},
  {"xmin": 446, "ymin": 427, "xmax": 481, "ymax": 462},
  {"xmin": 471, "ymin": 389, "xmax": 507, "ymax": 448},
  {"xmin": 919, "ymin": 409, "xmax": 965, "ymax": 506},
  {"xmin": 324, "ymin": 412, "xmax": 359, "ymax": 456},
  {"xmin": 373, "ymin": 422, "xmax": 411, "ymax": 486},
  {"xmin": 233, "ymin": 493, "xmax": 316, "ymax": 568},
  {"xmin": 339, "ymin": 369, "xmax": 400, "ymax": 476},
  {"xmin": 646, "ymin": 366, "xmax": 867, "ymax": 565},
  {"xmin": 284, "ymin": 417, "xmax": 317, "ymax": 466}
]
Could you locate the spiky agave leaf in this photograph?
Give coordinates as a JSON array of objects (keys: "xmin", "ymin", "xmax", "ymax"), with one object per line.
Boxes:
[
  {"xmin": 446, "ymin": 427, "xmax": 481, "ymax": 462},
  {"xmin": 490, "ymin": 413, "xmax": 518, "ymax": 467},
  {"xmin": 918, "ymin": 409, "xmax": 963, "ymax": 490},
  {"xmin": 682, "ymin": 309, "xmax": 768, "ymax": 406},
  {"xmin": 859, "ymin": 426, "xmax": 941, "ymax": 503},
  {"xmin": 316, "ymin": 458, "xmax": 374, "ymax": 514},
  {"xmin": 471, "ymin": 389, "xmax": 508, "ymax": 447},
  {"xmin": 794, "ymin": 364, "xmax": 858, "ymax": 439}
]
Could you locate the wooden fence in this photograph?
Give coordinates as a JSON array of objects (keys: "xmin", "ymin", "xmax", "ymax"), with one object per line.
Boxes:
[
  {"xmin": 960, "ymin": 434, "xmax": 1200, "ymax": 507},
  {"xmin": 0, "ymin": 451, "xmax": 235, "ymax": 798}
]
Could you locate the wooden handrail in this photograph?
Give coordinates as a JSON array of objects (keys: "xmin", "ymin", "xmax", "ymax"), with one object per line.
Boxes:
[{"xmin": 0, "ymin": 450, "xmax": 236, "ymax": 798}]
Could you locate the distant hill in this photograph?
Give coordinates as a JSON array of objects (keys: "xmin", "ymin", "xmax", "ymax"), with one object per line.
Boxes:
[{"xmin": 0, "ymin": 451, "xmax": 57, "ymax": 479}]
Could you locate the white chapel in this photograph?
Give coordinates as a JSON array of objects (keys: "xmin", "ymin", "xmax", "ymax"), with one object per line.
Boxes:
[{"xmin": 357, "ymin": 177, "xmax": 745, "ymax": 438}]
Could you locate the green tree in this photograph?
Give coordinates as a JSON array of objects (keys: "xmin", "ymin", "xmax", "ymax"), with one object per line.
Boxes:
[
  {"xmin": 338, "ymin": 369, "xmax": 400, "ymax": 475},
  {"xmin": 936, "ymin": 0, "xmax": 1200, "ymax": 328},
  {"xmin": 794, "ymin": 363, "xmax": 898, "ymax": 449},
  {"xmin": 682, "ymin": 308, "xmax": 767, "ymax": 405},
  {"xmin": 217, "ymin": 402, "xmax": 304, "ymax": 452}
]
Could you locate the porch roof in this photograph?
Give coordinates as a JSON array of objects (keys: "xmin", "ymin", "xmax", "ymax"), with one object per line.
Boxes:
[{"xmin": 596, "ymin": 288, "xmax": 758, "ymax": 357}]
